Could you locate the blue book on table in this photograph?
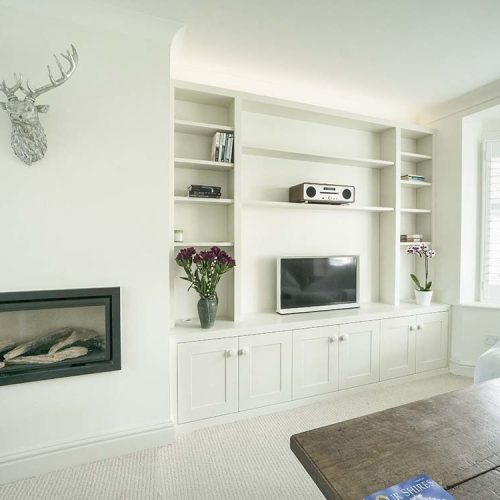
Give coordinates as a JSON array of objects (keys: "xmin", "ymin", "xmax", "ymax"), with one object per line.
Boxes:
[{"xmin": 364, "ymin": 474, "xmax": 455, "ymax": 500}]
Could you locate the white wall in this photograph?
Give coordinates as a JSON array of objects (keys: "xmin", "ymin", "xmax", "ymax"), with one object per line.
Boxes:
[
  {"xmin": 0, "ymin": 3, "xmax": 180, "ymax": 482},
  {"xmin": 429, "ymin": 95, "xmax": 500, "ymax": 372}
]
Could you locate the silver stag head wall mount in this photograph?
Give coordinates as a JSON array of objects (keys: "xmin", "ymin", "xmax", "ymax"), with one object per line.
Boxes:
[{"xmin": 0, "ymin": 45, "xmax": 78, "ymax": 165}]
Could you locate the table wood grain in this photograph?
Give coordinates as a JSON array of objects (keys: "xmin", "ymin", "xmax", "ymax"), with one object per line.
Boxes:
[{"xmin": 290, "ymin": 379, "xmax": 500, "ymax": 500}]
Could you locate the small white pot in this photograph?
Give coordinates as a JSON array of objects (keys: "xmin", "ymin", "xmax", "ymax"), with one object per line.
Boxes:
[{"xmin": 415, "ymin": 290, "xmax": 433, "ymax": 306}]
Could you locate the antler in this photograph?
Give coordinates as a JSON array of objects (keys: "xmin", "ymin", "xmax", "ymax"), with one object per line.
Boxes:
[
  {"xmin": 21, "ymin": 44, "xmax": 78, "ymax": 100},
  {"xmin": 0, "ymin": 73, "xmax": 23, "ymax": 100}
]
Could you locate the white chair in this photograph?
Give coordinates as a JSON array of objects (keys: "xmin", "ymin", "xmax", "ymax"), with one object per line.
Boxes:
[{"xmin": 474, "ymin": 341, "xmax": 500, "ymax": 383}]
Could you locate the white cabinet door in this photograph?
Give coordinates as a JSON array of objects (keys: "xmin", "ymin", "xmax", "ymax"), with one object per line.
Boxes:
[
  {"xmin": 293, "ymin": 326, "xmax": 339, "ymax": 400},
  {"xmin": 380, "ymin": 316, "xmax": 416, "ymax": 381},
  {"xmin": 177, "ymin": 338, "xmax": 238, "ymax": 424},
  {"xmin": 416, "ymin": 312, "xmax": 449, "ymax": 372},
  {"xmin": 338, "ymin": 320, "xmax": 380, "ymax": 390},
  {"xmin": 238, "ymin": 331, "xmax": 292, "ymax": 411}
]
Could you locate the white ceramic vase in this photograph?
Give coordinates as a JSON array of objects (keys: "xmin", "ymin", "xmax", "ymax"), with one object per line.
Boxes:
[{"xmin": 415, "ymin": 290, "xmax": 433, "ymax": 306}]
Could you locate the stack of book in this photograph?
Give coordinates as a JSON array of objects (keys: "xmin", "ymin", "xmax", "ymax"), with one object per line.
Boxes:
[
  {"xmin": 187, "ymin": 185, "xmax": 222, "ymax": 199},
  {"xmin": 211, "ymin": 132, "xmax": 234, "ymax": 163},
  {"xmin": 400, "ymin": 234, "xmax": 424, "ymax": 243},
  {"xmin": 401, "ymin": 174, "xmax": 426, "ymax": 182}
]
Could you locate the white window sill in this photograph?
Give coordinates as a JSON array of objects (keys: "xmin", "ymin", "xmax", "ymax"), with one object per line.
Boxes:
[{"xmin": 460, "ymin": 301, "xmax": 500, "ymax": 310}]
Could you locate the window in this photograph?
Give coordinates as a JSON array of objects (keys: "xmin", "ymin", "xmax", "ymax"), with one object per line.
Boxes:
[{"xmin": 482, "ymin": 139, "xmax": 500, "ymax": 301}]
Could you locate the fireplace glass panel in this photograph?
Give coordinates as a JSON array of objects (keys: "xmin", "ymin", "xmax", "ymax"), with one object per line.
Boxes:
[{"xmin": 0, "ymin": 288, "xmax": 120, "ymax": 386}]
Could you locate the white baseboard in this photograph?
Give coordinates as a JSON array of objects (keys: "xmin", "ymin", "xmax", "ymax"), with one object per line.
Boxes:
[
  {"xmin": 0, "ymin": 420, "xmax": 174, "ymax": 485},
  {"xmin": 449, "ymin": 359, "xmax": 475, "ymax": 378}
]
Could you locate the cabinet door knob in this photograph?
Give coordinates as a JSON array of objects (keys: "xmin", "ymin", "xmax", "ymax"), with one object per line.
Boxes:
[
  {"xmin": 329, "ymin": 336, "xmax": 337, "ymax": 343},
  {"xmin": 409, "ymin": 325, "xmax": 415, "ymax": 332},
  {"xmin": 417, "ymin": 324, "xmax": 423, "ymax": 330},
  {"xmin": 225, "ymin": 349, "xmax": 237, "ymax": 357},
  {"xmin": 238, "ymin": 347, "xmax": 250, "ymax": 356},
  {"xmin": 339, "ymin": 334, "xmax": 348, "ymax": 342}
]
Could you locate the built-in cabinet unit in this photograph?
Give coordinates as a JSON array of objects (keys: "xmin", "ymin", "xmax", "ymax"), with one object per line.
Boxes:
[
  {"xmin": 170, "ymin": 82, "xmax": 437, "ymax": 326},
  {"xmin": 169, "ymin": 82, "xmax": 444, "ymax": 429},
  {"xmin": 173, "ymin": 305, "xmax": 449, "ymax": 426}
]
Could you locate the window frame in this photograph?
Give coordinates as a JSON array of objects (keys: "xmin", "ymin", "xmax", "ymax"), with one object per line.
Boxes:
[{"xmin": 480, "ymin": 137, "xmax": 500, "ymax": 302}]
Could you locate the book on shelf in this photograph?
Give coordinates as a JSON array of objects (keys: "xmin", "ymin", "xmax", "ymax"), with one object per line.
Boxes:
[
  {"xmin": 400, "ymin": 234, "xmax": 424, "ymax": 243},
  {"xmin": 364, "ymin": 474, "xmax": 454, "ymax": 500},
  {"xmin": 401, "ymin": 174, "xmax": 426, "ymax": 182},
  {"xmin": 211, "ymin": 131, "xmax": 234, "ymax": 163}
]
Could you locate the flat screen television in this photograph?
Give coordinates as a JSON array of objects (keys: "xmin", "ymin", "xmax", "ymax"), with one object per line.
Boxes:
[{"xmin": 277, "ymin": 256, "xmax": 359, "ymax": 314}]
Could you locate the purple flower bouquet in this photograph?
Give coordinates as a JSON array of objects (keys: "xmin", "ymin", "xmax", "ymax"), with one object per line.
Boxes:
[{"xmin": 175, "ymin": 246, "xmax": 236, "ymax": 299}]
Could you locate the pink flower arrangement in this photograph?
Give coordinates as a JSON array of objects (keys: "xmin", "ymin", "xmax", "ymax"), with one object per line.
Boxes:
[{"xmin": 175, "ymin": 246, "xmax": 236, "ymax": 299}]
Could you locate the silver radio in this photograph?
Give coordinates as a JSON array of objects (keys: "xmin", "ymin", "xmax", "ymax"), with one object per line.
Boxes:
[{"xmin": 289, "ymin": 182, "xmax": 355, "ymax": 204}]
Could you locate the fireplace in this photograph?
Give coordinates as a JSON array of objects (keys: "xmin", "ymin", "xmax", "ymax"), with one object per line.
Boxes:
[{"xmin": 0, "ymin": 287, "xmax": 120, "ymax": 386}]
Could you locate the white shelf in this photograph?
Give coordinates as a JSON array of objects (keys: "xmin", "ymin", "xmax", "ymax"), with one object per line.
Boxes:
[
  {"xmin": 174, "ymin": 241, "xmax": 234, "ymax": 247},
  {"xmin": 174, "ymin": 119, "xmax": 234, "ymax": 136},
  {"xmin": 400, "ymin": 241, "xmax": 431, "ymax": 246},
  {"xmin": 245, "ymin": 201, "xmax": 394, "ymax": 213},
  {"xmin": 400, "ymin": 208, "xmax": 431, "ymax": 214},
  {"xmin": 401, "ymin": 152, "xmax": 432, "ymax": 163},
  {"xmin": 174, "ymin": 158, "xmax": 234, "ymax": 171},
  {"xmin": 175, "ymin": 196, "xmax": 234, "ymax": 205},
  {"xmin": 400, "ymin": 180, "xmax": 432, "ymax": 188},
  {"xmin": 242, "ymin": 145, "xmax": 394, "ymax": 168}
]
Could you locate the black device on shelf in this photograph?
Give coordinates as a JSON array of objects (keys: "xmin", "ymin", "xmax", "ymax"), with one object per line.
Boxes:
[{"xmin": 187, "ymin": 184, "xmax": 222, "ymax": 198}]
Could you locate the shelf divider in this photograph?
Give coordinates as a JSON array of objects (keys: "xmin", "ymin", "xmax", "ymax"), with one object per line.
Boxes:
[
  {"xmin": 175, "ymin": 196, "xmax": 234, "ymax": 205},
  {"xmin": 242, "ymin": 145, "xmax": 394, "ymax": 168},
  {"xmin": 245, "ymin": 201, "xmax": 394, "ymax": 213},
  {"xmin": 175, "ymin": 157, "xmax": 234, "ymax": 171},
  {"xmin": 400, "ymin": 180, "xmax": 432, "ymax": 189},
  {"xmin": 401, "ymin": 152, "xmax": 432, "ymax": 163},
  {"xmin": 173, "ymin": 242, "xmax": 234, "ymax": 247},
  {"xmin": 175, "ymin": 119, "xmax": 234, "ymax": 136}
]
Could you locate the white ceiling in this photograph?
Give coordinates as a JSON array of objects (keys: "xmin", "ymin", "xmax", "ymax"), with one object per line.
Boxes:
[{"xmin": 114, "ymin": 0, "xmax": 500, "ymax": 123}]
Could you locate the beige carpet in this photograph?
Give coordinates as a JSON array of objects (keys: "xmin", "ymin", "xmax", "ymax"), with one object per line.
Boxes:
[{"xmin": 0, "ymin": 374, "xmax": 470, "ymax": 500}]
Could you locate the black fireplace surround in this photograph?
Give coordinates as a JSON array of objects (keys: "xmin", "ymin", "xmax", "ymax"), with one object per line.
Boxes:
[{"xmin": 0, "ymin": 287, "xmax": 121, "ymax": 386}]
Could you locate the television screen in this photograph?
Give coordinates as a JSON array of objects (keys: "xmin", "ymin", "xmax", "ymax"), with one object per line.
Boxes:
[{"xmin": 278, "ymin": 256, "xmax": 359, "ymax": 314}]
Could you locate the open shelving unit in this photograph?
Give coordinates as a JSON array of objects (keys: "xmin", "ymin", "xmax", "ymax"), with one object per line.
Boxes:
[
  {"xmin": 170, "ymin": 81, "xmax": 436, "ymax": 324},
  {"xmin": 399, "ymin": 128, "xmax": 434, "ymax": 302},
  {"xmin": 171, "ymin": 85, "xmax": 238, "ymax": 322}
]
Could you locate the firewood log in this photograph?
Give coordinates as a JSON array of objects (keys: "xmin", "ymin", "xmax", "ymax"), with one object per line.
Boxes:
[
  {"xmin": 0, "ymin": 338, "xmax": 17, "ymax": 355},
  {"xmin": 6, "ymin": 346, "xmax": 88, "ymax": 365},
  {"xmin": 48, "ymin": 328, "xmax": 104, "ymax": 354},
  {"xmin": 3, "ymin": 327, "xmax": 74, "ymax": 360}
]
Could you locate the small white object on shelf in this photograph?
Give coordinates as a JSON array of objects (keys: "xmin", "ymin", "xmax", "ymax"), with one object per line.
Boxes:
[{"xmin": 174, "ymin": 229, "xmax": 184, "ymax": 242}]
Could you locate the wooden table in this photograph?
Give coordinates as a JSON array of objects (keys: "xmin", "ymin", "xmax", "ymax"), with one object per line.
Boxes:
[{"xmin": 290, "ymin": 379, "xmax": 500, "ymax": 499}]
